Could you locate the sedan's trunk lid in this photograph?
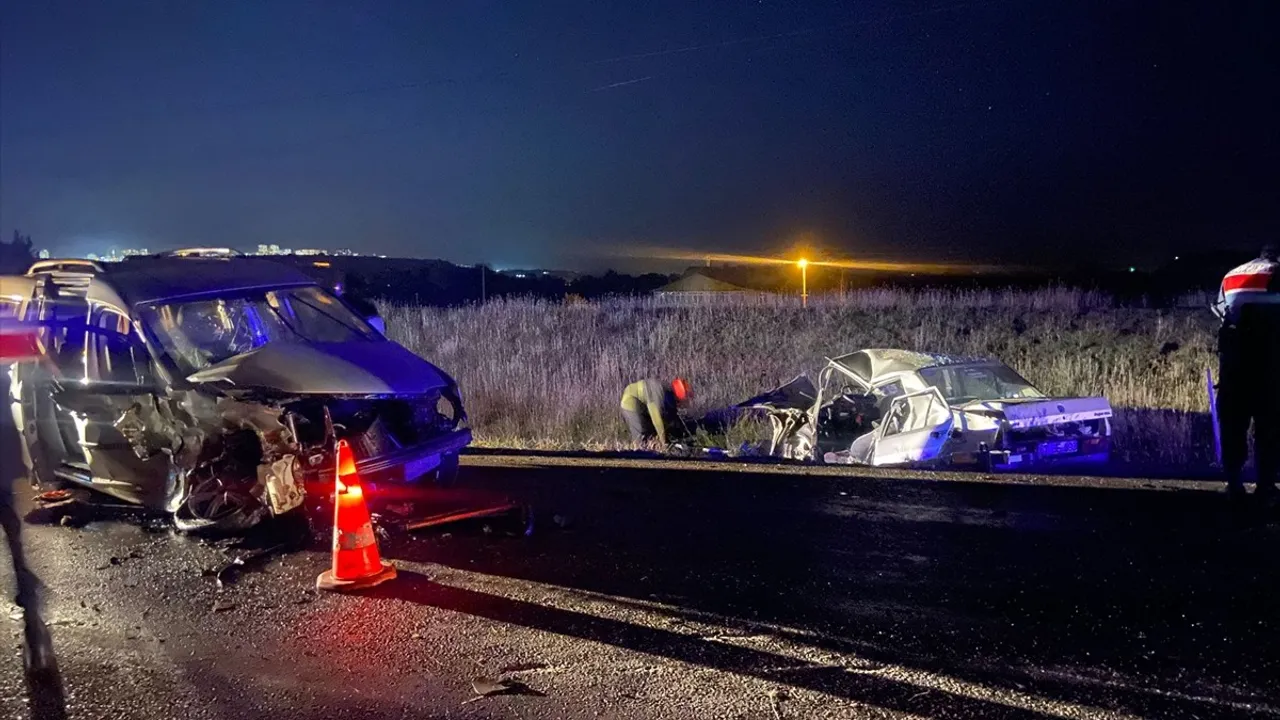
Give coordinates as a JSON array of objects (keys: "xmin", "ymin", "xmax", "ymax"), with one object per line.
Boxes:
[{"xmin": 961, "ymin": 397, "xmax": 1112, "ymax": 429}]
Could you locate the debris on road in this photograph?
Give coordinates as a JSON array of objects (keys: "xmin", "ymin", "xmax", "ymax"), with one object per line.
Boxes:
[
  {"xmin": 34, "ymin": 489, "xmax": 74, "ymax": 504},
  {"xmin": 401, "ymin": 501, "xmax": 521, "ymax": 532},
  {"xmin": 767, "ymin": 689, "xmax": 789, "ymax": 720},
  {"xmin": 211, "ymin": 600, "xmax": 237, "ymax": 614},
  {"xmin": 208, "ymin": 543, "xmax": 286, "ymax": 590},
  {"xmin": 464, "ymin": 677, "xmax": 543, "ymax": 704}
]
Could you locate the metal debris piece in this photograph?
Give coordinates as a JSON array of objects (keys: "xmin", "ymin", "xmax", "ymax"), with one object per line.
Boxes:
[
  {"xmin": 215, "ymin": 557, "xmax": 245, "ymax": 590},
  {"xmin": 211, "ymin": 543, "xmax": 286, "ymax": 589},
  {"xmin": 463, "ymin": 677, "xmax": 543, "ymax": 704},
  {"xmin": 767, "ymin": 689, "xmax": 789, "ymax": 720},
  {"xmin": 212, "ymin": 600, "xmax": 237, "ymax": 613},
  {"xmin": 258, "ymin": 456, "xmax": 305, "ymax": 517},
  {"xmin": 403, "ymin": 502, "xmax": 520, "ymax": 532}
]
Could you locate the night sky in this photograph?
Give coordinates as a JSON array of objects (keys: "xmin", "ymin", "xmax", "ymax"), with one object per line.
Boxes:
[{"xmin": 1, "ymin": 0, "xmax": 1276, "ymax": 270}]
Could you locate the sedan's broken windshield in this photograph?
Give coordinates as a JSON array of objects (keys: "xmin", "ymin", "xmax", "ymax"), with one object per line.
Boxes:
[
  {"xmin": 141, "ymin": 286, "xmax": 379, "ymax": 374},
  {"xmin": 918, "ymin": 363, "xmax": 1044, "ymax": 404}
]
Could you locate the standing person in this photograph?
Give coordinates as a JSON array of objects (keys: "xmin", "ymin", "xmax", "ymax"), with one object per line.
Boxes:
[
  {"xmin": 620, "ymin": 378, "xmax": 690, "ymax": 448},
  {"xmin": 0, "ymin": 318, "xmax": 67, "ymax": 718},
  {"xmin": 1213, "ymin": 244, "xmax": 1280, "ymax": 500}
]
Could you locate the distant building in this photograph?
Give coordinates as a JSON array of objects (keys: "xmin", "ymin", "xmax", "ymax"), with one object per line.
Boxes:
[
  {"xmin": 653, "ymin": 267, "xmax": 778, "ymax": 303},
  {"xmin": 656, "ymin": 271, "xmax": 753, "ymax": 294}
]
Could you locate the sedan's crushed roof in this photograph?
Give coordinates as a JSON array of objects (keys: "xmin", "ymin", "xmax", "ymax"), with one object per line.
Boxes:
[
  {"xmin": 831, "ymin": 348, "xmax": 988, "ymax": 383},
  {"xmin": 104, "ymin": 257, "xmax": 317, "ymax": 306}
]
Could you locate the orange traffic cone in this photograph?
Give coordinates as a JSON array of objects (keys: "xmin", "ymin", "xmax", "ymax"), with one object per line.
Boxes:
[{"xmin": 316, "ymin": 439, "xmax": 397, "ymax": 592}]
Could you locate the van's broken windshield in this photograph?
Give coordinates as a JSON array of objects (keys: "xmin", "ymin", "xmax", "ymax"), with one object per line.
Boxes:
[{"xmin": 141, "ymin": 286, "xmax": 379, "ymax": 374}]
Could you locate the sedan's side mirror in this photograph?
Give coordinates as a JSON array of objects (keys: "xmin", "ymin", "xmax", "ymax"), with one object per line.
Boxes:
[{"xmin": 366, "ymin": 316, "xmax": 385, "ymax": 335}]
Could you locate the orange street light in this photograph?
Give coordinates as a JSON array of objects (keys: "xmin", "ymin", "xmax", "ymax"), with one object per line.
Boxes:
[{"xmin": 797, "ymin": 258, "xmax": 809, "ymax": 308}]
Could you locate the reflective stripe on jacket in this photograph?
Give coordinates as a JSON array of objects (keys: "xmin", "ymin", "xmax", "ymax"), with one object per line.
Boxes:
[{"xmin": 1215, "ymin": 258, "xmax": 1279, "ymax": 325}]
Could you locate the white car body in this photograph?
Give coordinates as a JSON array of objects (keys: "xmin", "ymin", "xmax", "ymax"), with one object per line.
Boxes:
[{"xmin": 748, "ymin": 349, "xmax": 1113, "ymax": 470}]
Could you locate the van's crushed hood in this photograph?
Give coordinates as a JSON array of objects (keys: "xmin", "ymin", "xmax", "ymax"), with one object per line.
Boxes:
[
  {"xmin": 960, "ymin": 397, "xmax": 1112, "ymax": 429},
  {"xmin": 186, "ymin": 341, "xmax": 450, "ymax": 396}
]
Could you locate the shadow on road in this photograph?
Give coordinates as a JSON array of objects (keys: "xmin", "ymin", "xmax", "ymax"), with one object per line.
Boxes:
[
  {"xmin": 383, "ymin": 464, "xmax": 1280, "ymax": 719},
  {"xmin": 374, "ymin": 570, "xmax": 1062, "ymax": 720}
]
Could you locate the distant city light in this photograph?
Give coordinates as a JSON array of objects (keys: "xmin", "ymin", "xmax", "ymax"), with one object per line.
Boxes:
[
  {"xmin": 1129, "ymin": 267, "xmax": 1136, "ymax": 273},
  {"xmin": 253, "ymin": 244, "xmax": 358, "ymax": 257}
]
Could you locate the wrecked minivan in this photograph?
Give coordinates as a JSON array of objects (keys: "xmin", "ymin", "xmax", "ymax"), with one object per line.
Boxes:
[
  {"xmin": 743, "ymin": 349, "xmax": 1112, "ymax": 470},
  {"xmin": 6, "ymin": 253, "xmax": 470, "ymax": 532}
]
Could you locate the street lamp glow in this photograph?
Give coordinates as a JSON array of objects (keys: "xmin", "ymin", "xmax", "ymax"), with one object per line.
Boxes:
[{"xmin": 797, "ymin": 258, "xmax": 809, "ymax": 308}]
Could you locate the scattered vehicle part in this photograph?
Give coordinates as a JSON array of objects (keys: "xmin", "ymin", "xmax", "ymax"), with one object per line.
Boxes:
[
  {"xmin": 402, "ymin": 502, "xmax": 522, "ymax": 532},
  {"xmin": 33, "ymin": 489, "xmax": 73, "ymax": 504},
  {"xmin": 211, "ymin": 543, "xmax": 285, "ymax": 589},
  {"xmin": 9, "ymin": 253, "xmax": 472, "ymax": 533},
  {"xmin": 465, "ymin": 677, "xmax": 543, "ymax": 703},
  {"xmin": 768, "ymin": 689, "xmax": 789, "ymax": 720},
  {"xmin": 742, "ymin": 349, "xmax": 1113, "ymax": 470}
]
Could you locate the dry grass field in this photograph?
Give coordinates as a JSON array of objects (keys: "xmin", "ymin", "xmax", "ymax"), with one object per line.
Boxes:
[{"xmin": 383, "ymin": 289, "xmax": 1222, "ymax": 472}]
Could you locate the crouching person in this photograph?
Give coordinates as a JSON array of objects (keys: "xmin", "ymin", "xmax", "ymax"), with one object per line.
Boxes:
[{"xmin": 620, "ymin": 378, "xmax": 690, "ymax": 449}]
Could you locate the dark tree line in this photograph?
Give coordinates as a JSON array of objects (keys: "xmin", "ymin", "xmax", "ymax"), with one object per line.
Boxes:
[{"xmin": 0, "ymin": 231, "xmax": 36, "ymax": 274}]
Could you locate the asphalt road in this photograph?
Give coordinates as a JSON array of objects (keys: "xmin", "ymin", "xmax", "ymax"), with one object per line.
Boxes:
[{"xmin": 0, "ymin": 457, "xmax": 1277, "ymax": 720}]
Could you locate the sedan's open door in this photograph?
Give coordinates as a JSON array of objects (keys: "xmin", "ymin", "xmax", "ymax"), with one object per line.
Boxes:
[{"xmin": 868, "ymin": 387, "xmax": 954, "ymax": 466}]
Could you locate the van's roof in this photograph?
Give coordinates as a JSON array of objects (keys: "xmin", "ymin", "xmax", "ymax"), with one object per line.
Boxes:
[{"xmin": 105, "ymin": 257, "xmax": 317, "ymax": 306}]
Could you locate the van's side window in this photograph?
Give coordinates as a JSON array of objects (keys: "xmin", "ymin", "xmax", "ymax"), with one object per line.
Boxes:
[{"xmin": 89, "ymin": 307, "xmax": 150, "ymax": 386}]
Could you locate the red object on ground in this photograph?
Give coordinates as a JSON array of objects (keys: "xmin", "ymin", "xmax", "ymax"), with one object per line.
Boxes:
[
  {"xmin": 316, "ymin": 439, "xmax": 397, "ymax": 592},
  {"xmin": 34, "ymin": 489, "xmax": 74, "ymax": 504}
]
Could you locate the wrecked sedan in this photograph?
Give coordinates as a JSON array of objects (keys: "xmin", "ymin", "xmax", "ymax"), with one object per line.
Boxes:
[
  {"xmin": 743, "ymin": 349, "xmax": 1112, "ymax": 470},
  {"xmin": 8, "ymin": 254, "xmax": 470, "ymax": 532}
]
